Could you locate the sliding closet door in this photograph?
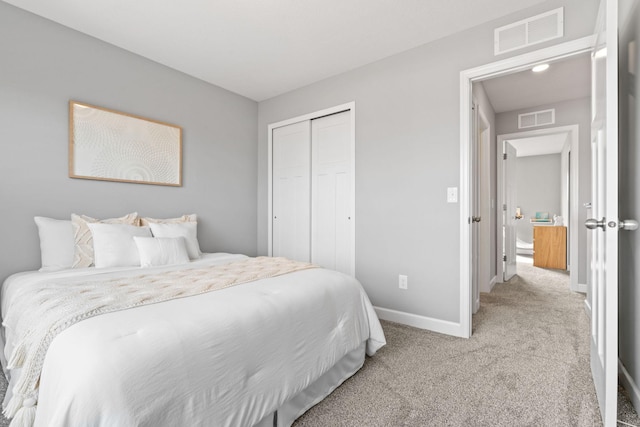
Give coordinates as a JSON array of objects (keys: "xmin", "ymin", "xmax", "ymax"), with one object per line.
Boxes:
[
  {"xmin": 272, "ymin": 121, "xmax": 311, "ymax": 262},
  {"xmin": 311, "ymin": 111, "xmax": 353, "ymax": 275}
]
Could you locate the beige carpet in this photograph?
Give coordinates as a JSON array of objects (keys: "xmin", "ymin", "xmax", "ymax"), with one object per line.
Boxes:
[
  {"xmin": 0, "ymin": 263, "xmax": 637, "ymax": 426},
  {"xmin": 294, "ymin": 263, "xmax": 640, "ymax": 427}
]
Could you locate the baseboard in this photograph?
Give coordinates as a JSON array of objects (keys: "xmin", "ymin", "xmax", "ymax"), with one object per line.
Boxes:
[
  {"xmin": 374, "ymin": 306, "xmax": 465, "ymax": 338},
  {"xmin": 577, "ymin": 282, "xmax": 587, "ymax": 293},
  {"xmin": 489, "ymin": 275, "xmax": 497, "ymax": 292},
  {"xmin": 584, "ymin": 298, "xmax": 592, "ymax": 318},
  {"xmin": 619, "ymin": 359, "xmax": 640, "ymax": 414}
]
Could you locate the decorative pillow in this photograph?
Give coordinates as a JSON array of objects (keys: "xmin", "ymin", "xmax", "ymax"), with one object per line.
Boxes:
[
  {"xmin": 139, "ymin": 214, "xmax": 197, "ymax": 227},
  {"xmin": 71, "ymin": 212, "xmax": 139, "ymax": 268},
  {"xmin": 148, "ymin": 222, "xmax": 201, "ymax": 260},
  {"xmin": 34, "ymin": 217, "xmax": 75, "ymax": 271},
  {"xmin": 87, "ymin": 223, "xmax": 151, "ymax": 268},
  {"xmin": 133, "ymin": 237, "xmax": 190, "ymax": 268}
]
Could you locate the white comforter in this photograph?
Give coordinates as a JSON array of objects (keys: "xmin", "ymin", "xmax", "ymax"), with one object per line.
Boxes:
[{"xmin": 1, "ymin": 254, "xmax": 385, "ymax": 427}]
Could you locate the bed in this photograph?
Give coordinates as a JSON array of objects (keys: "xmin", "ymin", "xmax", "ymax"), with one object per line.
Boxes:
[{"xmin": 0, "ymin": 215, "xmax": 386, "ymax": 427}]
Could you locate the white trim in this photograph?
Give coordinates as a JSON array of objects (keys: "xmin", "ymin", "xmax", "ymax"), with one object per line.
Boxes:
[
  {"xmin": 584, "ymin": 298, "xmax": 592, "ymax": 318},
  {"xmin": 496, "ymin": 124, "xmax": 580, "ymax": 293},
  {"xmin": 374, "ymin": 307, "xmax": 466, "ymax": 338},
  {"xmin": 619, "ymin": 360, "xmax": 640, "ymax": 415},
  {"xmin": 460, "ymin": 73, "xmax": 472, "ymax": 338},
  {"xmin": 496, "ymin": 138, "xmax": 505, "ymax": 282},
  {"xmin": 267, "ymin": 102, "xmax": 356, "ymax": 276},
  {"xmin": 577, "ymin": 283, "xmax": 588, "ymax": 293},
  {"xmin": 459, "ymin": 35, "xmax": 594, "ymax": 339},
  {"xmin": 476, "ymin": 107, "xmax": 492, "ymax": 296},
  {"xmin": 489, "ymin": 275, "xmax": 497, "ymax": 292}
]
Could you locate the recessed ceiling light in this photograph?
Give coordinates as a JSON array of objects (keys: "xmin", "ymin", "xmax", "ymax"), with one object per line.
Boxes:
[{"xmin": 532, "ymin": 64, "xmax": 550, "ymax": 72}]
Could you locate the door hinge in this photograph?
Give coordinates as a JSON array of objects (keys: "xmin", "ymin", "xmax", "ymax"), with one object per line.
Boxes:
[
  {"xmin": 503, "ymin": 255, "xmax": 507, "ymax": 262},
  {"xmin": 503, "ymin": 153, "xmax": 507, "ymax": 160},
  {"xmin": 503, "ymin": 204, "xmax": 507, "ymax": 211}
]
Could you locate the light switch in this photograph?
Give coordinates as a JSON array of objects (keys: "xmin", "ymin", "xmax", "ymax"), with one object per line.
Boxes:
[{"xmin": 447, "ymin": 187, "xmax": 458, "ymax": 203}]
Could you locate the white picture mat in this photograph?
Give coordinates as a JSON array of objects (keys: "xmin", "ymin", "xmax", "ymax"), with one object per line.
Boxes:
[{"xmin": 70, "ymin": 102, "xmax": 182, "ymax": 186}]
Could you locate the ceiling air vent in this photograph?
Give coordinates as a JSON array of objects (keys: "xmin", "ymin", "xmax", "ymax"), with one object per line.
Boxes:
[
  {"xmin": 518, "ymin": 109, "xmax": 555, "ymax": 129},
  {"xmin": 495, "ymin": 8, "xmax": 564, "ymax": 55}
]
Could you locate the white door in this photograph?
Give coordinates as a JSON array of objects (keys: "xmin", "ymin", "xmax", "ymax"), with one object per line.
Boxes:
[
  {"xmin": 503, "ymin": 141, "xmax": 518, "ymax": 281},
  {"xmin": 311, "ymin": 111, "xmax": 354, "ymax": 275},
  {"xmin": 587, "ymin": 0, "xmax": 619, "ymax": 424},
  {"xmin": 272, "ymin": 121, "xmax": 311, "ymax": 262},
  {"xmin": 471, "ymin": 103, "xmax": 481, "ymax": 313}
]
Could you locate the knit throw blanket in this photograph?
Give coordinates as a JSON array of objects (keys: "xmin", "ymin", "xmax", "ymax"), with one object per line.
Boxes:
[{"xmin": 3, "ymin": 256, "xmax": 316, "ymax": 427}]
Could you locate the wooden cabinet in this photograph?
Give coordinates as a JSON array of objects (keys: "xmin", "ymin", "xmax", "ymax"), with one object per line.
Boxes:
[{"xmin": 533, "ymin": 226, "xmax": 567, "ymax": 270}]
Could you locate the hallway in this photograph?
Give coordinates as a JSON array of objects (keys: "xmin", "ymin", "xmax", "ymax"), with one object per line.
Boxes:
[{"xmin": 504, "ymin": 260, "xmax": 640, "ymax": 427}]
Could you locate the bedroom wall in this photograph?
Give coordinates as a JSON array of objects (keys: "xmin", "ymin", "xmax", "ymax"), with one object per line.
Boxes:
[
  {"xmin": 515, "ymin": 154, "xmax": 562, "ymax": 244},
  {"xmin": 0, "ymin": 2, "xmax": 258, "ymax": 282},
  {"xmin": 496, "ymin": 97, "xmax": 591, "ymax": 286},
  {"xmin": 257, "ymin": 0, "xmax": 599, "ymax": 326}
]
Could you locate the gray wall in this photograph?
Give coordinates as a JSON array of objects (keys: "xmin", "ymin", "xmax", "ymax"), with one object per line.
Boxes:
[
  {"xmin": 496, "ymin": 97, "xmax": 591, "ymax": 285},
  {"xmin": 257, "ymin": 0, "xmax": 599, "ymax": 323},
  {"xmin": 515, "ymin": 154, "xmax": 562, "ymax": 243},
  {"xmin": 618, "ymin": 0, "xmax": 640, "ymax": 411},
  {"xmin": 0, "ymin": 3, "xmax": 258, "ymax": 282}
]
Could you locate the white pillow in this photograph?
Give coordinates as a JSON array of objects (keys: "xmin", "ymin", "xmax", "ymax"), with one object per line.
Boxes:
[
  {"xmin": 34, "ymin": 217, "xmax": 75, "ymax": 271},
  {"xmin": 88, "ymin": 223, "xmax": 152, "ymax": 268},
  {"xmin": 148, "ymin": 222, "xmax": 201, "ymax": 260},
  {"xmin": 134, "ymin": 237, "xmax": 190, "ymax": 268},
  {"xmin": 71, "ymin": 212, "xmax": 139, "ymax": 268},
  {"xmin": 139, "ymin": 214, "xmax": 197, "ymax": 227}
]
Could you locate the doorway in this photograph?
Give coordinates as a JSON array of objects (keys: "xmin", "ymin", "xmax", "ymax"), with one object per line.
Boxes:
[
  {"xmin": 459, "ymin": 36, "xmax": 593, "ymax": 339},
  {"xmin": 496, "ymin": 125, "xmax": 582, "ymax": 293}
]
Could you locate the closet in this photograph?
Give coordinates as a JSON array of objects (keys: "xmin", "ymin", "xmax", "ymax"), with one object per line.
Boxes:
[{"xmin": 269, "ymin": 106, "xmax": 354, "ymax": 276}]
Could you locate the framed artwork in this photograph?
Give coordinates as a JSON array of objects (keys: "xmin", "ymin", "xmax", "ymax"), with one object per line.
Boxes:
[{"xmin": 69, "ymin": 101, "xmax": 182, "ymax": 186}]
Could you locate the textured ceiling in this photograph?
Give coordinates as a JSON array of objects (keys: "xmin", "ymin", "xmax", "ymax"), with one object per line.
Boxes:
[
  {"xmin": 481, "ymin": 54, "xmax": 592, "ymax": 114},
  {"xmin": 4, "ymin": 0, "xmax": 549, "ymax": 101},
  {"xmin": 509, "ymin": 133, "xmax": 570, "ymax": 157}
]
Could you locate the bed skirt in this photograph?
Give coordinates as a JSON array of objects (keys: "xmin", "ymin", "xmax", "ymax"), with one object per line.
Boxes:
[{"xmin": 254, "ymin": 342, "xmax": 366, "ymax": 427}]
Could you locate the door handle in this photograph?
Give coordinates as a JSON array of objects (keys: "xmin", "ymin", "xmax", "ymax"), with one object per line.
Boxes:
[
  {"xmin": 472, "ymin": 216, "xmax": 481, "ymax": 223},
  {"xmin": 586, "ymin": 218, "xmax": 639, "ymax": 230},
  {"xmin": 585, "ymin": 218, "xmax": 606, "ymax": 230},
  {"xmin": 608, "ymin": 219, "xmax": 639, "ymax": 231}
]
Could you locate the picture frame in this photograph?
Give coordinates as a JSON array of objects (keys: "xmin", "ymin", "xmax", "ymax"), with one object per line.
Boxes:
[{"xmin": 69, "ymin": 101, "xmax": 182, "ymax": 186}]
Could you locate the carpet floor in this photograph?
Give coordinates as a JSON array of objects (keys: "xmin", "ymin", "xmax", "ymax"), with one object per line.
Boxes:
[
  {"xmin": 293, "ymin": 263, "xmax": 640, "ymax": 427},
  {"xmin": 0, "ymin": 262, "xmax": 637, "ymax": 426}
]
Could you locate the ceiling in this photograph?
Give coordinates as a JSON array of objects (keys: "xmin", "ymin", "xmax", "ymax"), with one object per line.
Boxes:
[
  {"xmin": 482, "ymin": 53, "xmax": 591, "ymax": 158},
  {"xmin": 508, "ymin": 132, "xmax": 569, "ymax": 157},
  {"xmin": 481, "ymin": 53, "xmax": 592, "ymax": 113},
  {"xmin": 4, "ymin": 0, "xmax": 549, "ymax": 101}
]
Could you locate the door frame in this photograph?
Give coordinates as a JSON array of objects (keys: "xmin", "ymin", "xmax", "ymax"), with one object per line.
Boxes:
[
  {"xmin": 267, "ymin": 102, "xmax": 356, "ymax": 275},
  {"xmin": 458, "ymin": 36, "xmax": 593, "ymax": 338},
  {"xmin": 496, "ymin": 125, "xmax": 582, "ymax": 293}
]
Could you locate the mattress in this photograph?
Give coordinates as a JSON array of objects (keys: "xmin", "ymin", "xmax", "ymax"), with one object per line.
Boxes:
[{"xmin": 1, "ymin": 253, "xmax": 385, "ymax": 426}]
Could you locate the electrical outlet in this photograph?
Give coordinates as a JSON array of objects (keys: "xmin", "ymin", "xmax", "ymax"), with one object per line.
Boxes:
[{"xmin": 399, "ymin": 274, "xmax": 408, "ymax": 290}]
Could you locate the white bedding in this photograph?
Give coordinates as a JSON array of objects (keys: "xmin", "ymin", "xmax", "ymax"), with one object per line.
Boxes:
[{"xmin": 1, "ymin": 253, "xmax": 385, "ymax": 427}]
